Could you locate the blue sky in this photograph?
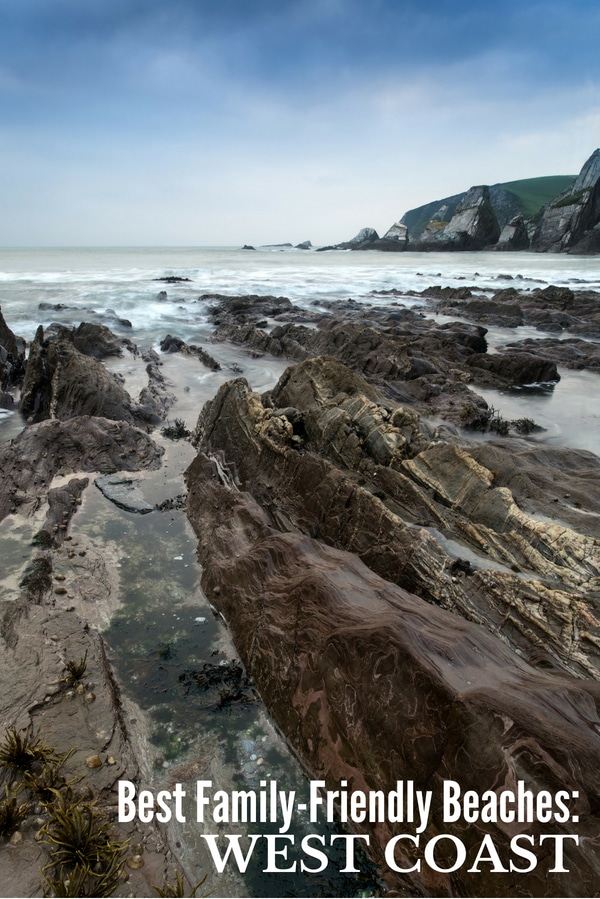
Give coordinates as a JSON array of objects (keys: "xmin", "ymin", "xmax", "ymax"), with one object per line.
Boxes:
[{"xmin": 1, "ymin": 0, "xmax": 598, "ymax": 245}]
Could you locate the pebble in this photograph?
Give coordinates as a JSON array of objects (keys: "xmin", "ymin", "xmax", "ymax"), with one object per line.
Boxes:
[{"xmin": 85, "ymin": 754, "xmax": 103, "ymax": 769}]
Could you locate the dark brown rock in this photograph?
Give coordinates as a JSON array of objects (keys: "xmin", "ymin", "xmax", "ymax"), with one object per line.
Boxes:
[
  {"xmin": 33, "ymin": 477, "xmax": 90, "ymax": 547},
  {"xmin": 466, "ymin": 351, "xmax": 560, "ymax": 386},
  {"xmin": 0, "ymin": 306, "xmax": 26, "ymax": 390},
  {"xmin": 502, "ymin": 336, "xmax": 600, "ymax": 371},
  {"xmin": 71, "ymin": 321, "xmax": 126, "ymax": 358},
  {"xmin": 0, "ymin": 416, "xmax": 163, "ymax": 523},
  {"xmin": 159, "ymin": 334, "xmax": 221, "ymax": 370},
  {"xmin": 185, "ymin": 450, "xmax": 600, "ymax": 898},
  {"xmin": 20, "ymin": 328, "xmax": 137, "ymax": 424},
  {"xmin": 19, "ymin": 327, "xmax": 164, "ymax": 426},
  {"xmin": 189, "ymin": 358, "xmax": 600, "ymax": 680}
]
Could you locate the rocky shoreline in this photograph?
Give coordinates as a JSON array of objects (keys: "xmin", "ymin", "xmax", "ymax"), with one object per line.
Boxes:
[{"xmin": 1, "ymin": 276, "xmax": 599, "ymax": 896}]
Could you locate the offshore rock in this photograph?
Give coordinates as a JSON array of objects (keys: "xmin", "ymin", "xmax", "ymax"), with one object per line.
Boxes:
[
  {"xmin": 159, "ymin": 334, "xmax": 221, "ymax": 370},
  {"xmin": 185, "ymin": 450, "xmax": 600, "ymax": 898},
  {"xmin": 352, "ymin": 222, "xmax": 409, "ymax": 252},
  {"xmin": 335, "ymin": 226, "xmax": 380, "ymax": 249},
  {"xmin": 189, "ymin": 358, "xmax": 600, "ymax": 679}
]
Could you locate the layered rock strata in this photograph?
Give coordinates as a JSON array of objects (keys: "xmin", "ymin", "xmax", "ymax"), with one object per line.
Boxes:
[
  {"xmin": 188, "ymin": 358, "xmax": 600, "ymax": 681},
  {"xmin": 411, "ymin": 186, "xmax": 501, "ymax": 251},
  {"xmin": 19, "ymin": 325, "xmax": 170, "ymax": 425},
  {"xmin": 207, "ymin": 294, "xmax": 565, "ymax": 427},
  {"xmin": 533, "ymin": 149, "xmax": 600, "ymax": 252},
  {"xmin": 185, "ymin": 446, "xmax": 600, "ymax": 898}
]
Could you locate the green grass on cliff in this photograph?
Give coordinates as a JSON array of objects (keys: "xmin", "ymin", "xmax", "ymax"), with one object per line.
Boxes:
[{"xmin": 498, "ymin": 175, "xmax": 575, "ymax": 218}]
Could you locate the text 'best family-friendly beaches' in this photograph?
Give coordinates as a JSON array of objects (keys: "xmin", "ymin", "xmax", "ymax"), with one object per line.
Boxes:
[{"xmin": 118, "ymin": 778, "xmax": 581, "ymax": 876}]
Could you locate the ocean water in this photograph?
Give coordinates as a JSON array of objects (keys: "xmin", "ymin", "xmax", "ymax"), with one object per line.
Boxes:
[
  {"xmin": 1, "ymin": 246, "xmax": 599, "ymax": 896},
  {"xmin": 1, "ymin": 245, "xmax": 599, "ymax": 452}
]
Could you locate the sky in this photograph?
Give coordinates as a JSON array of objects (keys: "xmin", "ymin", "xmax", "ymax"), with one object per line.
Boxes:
[{"xmin": 0, "ymin": 0, "xmax": 599, "ymax": 246}]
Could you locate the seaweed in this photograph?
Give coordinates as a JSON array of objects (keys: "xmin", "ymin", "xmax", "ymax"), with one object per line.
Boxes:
[
  {"xmin": 0, "ymin": 726, "xmax": 60, "ymax": 777},
  {"xmin": 40, "ymin": 789, "xmax": 129, "ymax": 898},
  {"xmin": 0, "ymin": 785, "xmax": 30, "ymax": 839},
  {"xmin": 153, "ymin": 870, "xmax": 207, "ymax": 897},
  {"xmin": 63, "ymin": 651, "xmax": 88, "ymax": 685}
]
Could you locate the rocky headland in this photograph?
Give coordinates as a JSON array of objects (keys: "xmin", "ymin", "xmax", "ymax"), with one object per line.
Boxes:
[
  {"xmin": 325, "ymin": 148, "xmax": 600, "ymax": 254},
  {"xmin": 1, "ymin": 275, "xmax": 600, "ymax": 897}
]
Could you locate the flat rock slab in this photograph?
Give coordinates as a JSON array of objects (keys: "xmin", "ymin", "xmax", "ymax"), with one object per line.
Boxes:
[{"xmin": 95, "ymin": 474, "xmax": 154, "ymax": 514}]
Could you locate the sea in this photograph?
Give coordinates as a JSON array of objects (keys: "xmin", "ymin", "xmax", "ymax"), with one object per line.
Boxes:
[
  {"xmin": 1, "ymin": 245, "xmax": 599, "ymax": 452},
  {"xmin": 1, "ymin": 246, "xmax": 599, "ymax": 897}
]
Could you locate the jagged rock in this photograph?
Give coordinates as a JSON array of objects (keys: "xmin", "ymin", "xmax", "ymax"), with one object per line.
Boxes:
[
  {"xmin": 569, "ymin": 221, "xmax": 600, "ymax": 254},
  {"xmin": 356, "ymin": 222, "xmax": 409, "ymax": 252},
  {"xmin": 185, "ymin": 450, "xmax": 600, "ymax": 898},
  {"xmin": 295, "ymin": 240, "xmax": 312, "ymax": 249},
  {"xmin": 401, "ymin": 186, "xmax": 524, "ymax": 243},
  {"xmin": 381, "ymin": 221, "xmax": 408, "ymax": 243},
  {"xmin": 431, "ymin": 283, "xmax": 600, "ymax": 337},
  {"xmin": 211, "ymin": 304, "xmax": 547, "ymax": 423},
  {"xmin": 0, "ymin": 416, "xmax": 163, "ymax": 523},
  {"xmin": 413, "ymin": 186, "xmax": 501, "ymax": 251},
  {"xmin": 461, "ymin": 298, "xmax": 524, "ymax": 328},
  {"xmin": 0, "ymin": 391, "xmax": 16, "ymax": 410},
  {"xmin": 20, "ymin": 326, "xmax": 162, "ymax": 425},
  {"xmin": 336, "ymin": 227, "xmax": 380, "ymax": 249},
  {"xmin": 71, "ymin": 321, "xmax": 126, "ymax": 358},
  {"xmin": 0, "ymin": 306, "xmax": 26, "ymax": 390},
  {"xmin": 203, "ymin": 293, "xmax": 296, "ymax": 326},
  {"xmin": 533, "ymin": 148, "xmax": 600, "ymax": 252},
  {"xmin": 495, "ymin": 214, "xmax": 530, "ymax": 250},
  {"xmin": 159, "ymin": 334, "xmax": 221, "ymax": 370},
  {"xmin": 189, "ymin": 358, "xmax": 600, "ymax": 679}
]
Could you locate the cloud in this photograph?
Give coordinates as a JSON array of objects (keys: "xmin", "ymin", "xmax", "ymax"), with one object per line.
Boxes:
[{"xmin": 0, "ymin": 1, "xmax": 598, "ymax": 244}]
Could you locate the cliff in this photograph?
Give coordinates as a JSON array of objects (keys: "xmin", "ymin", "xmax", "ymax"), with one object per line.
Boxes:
[{"xmin": 334, "ymin": 151, "xmax": 600, "ymax": 253}]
